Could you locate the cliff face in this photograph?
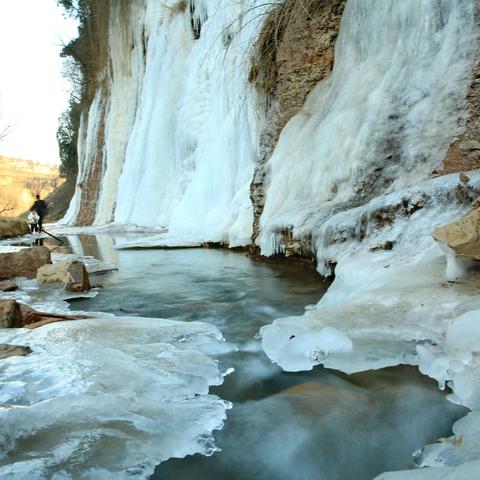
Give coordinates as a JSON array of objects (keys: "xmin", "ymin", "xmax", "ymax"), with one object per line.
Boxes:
[
  {"xmin": 63, "ymin": 0, "xmax": 479, "ymax": 259},
  {"xmin": 249, "ymin": 0, "xmax": 346, "ymax": 249},
  {"xmin": 0, "ymin": 156, "xmax": 63, "ymax": 218}
]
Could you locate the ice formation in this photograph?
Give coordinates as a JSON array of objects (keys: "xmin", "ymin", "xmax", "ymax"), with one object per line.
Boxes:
[
  {"xmin": 56, "ymin": 0, "xmax": 480, "ymax": 477},
  {"xmin": 0, "ymin": 316, "xmax": 230, "ymax": 478},
  {"xmin": 65, "ymin": 0, "xmax": 270, "ymax": 246},
  {"xmin": 258, "ymin": 0, "xmax": 477, "ymax": 257}
]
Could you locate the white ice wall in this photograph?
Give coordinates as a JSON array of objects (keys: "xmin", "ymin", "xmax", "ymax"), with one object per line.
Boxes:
[
  {"xmin": 258, "ymin": 0, "xmax": 477, "ymax": 257},
  {"xmin": 94, "ymin": 0, "xmax": 146, "ymax": 224},
  {"xmin": 66, "ymin": 0, "xmax": 271, "ymax": 247},
  {"xmin": 65, "ymin": 0, "xmax": 477, "ymax": 252}
]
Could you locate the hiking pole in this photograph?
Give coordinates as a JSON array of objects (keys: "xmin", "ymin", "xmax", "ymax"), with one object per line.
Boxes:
[{"xmin": 40, "ymin": 228, "xmax": 64, "ymax": 245}]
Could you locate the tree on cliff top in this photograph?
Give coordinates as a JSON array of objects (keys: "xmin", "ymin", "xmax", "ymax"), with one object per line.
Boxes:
[{"xmin": 56, "ymin": 0, "xmax": 89, "ymax": 22}]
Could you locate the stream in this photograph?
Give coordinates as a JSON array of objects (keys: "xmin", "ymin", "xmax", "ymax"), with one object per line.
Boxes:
[{"xmin": 0, "ymin": 233, "xmax": 469, "ymax": 479}]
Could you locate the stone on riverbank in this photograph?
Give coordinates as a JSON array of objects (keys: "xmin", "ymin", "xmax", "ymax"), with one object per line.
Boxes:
[
  {"xmin": 0, "ymin": 246, "xmax": 51, "ymax": 280},
  {"xmin": 0, "ymin": 299, "xmax": 91, "ymax": 329},
  {"xmin": 37, "ymin": 260, "xmax": 91, "ymax": 292},
  {"xmin": 0, "ymin": 217, "xmax": 29, "ymax": 239},
  {"xmin": 0, "ymin": 344, "xmax": 32, "ymax": 359},
  {"xmin": 433, "ymin": 207, "xmax": 480, "ymax": 260},
  {"xmin": 0, "ymin": 282, "xmax": 18, "ymax": 292},
  {"xmin": 0, "ymin": 299, "xmax": 23, "ymax": 328}
]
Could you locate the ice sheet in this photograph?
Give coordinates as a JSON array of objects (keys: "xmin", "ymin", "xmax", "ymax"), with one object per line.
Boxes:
[{"xmin": 0, "ymin": 316, "xmax": 230, "ymax": 479}]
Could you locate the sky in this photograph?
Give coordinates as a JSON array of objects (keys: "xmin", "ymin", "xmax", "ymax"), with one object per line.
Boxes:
[{"xmin": 0, "ymin": 0, "xmax": 78, "ymax": 164}]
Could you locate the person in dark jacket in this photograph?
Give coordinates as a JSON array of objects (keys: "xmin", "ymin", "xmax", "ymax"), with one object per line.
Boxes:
[{"xmin": 32, "ymin": 194, "xmax": 47, "ymax": 232}]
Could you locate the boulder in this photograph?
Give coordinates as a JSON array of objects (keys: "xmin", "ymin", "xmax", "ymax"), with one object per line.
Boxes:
[
  {"xmin": 0, "ymin": 299, "xmax": 91, "ymax": 329},
  {"xmin": 0, "ymin": 246, "xmax": 51, "ymax": 280},
  {"xmin": 0, "ymin": 344, "xmax": 32, "ymax": 360},
  {"xmin": 0, "ymin": 299, "xmax": 23, "ymax": 328},
  {"xmin": 458, "ymin": 140, "xmax": 480, "ymax": 151},
  {"xmin": 37, "ymin": 260, "xmax": 91, "ymax": 292},
  {"xmin": 433, "ymin": 208, "xmax": 480, "ymax": 260},
  {"xmin": 0, "ymin": 217, "xmax": 29, "ymax": 239},
  {"xmin": 0, "ymin": 282, "xmax": 18, "ymax": 292}
]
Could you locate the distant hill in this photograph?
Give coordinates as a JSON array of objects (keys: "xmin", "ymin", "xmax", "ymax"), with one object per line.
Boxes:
[{"xmin": 0, "ymin": 155, "xmax": 64, "ymax": 217}]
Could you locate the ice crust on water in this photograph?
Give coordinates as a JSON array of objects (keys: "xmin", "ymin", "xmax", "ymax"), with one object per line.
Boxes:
[
  {"xmin": 0, "ymin": 316, "xmax": 231, "ymax": 478},
  {"xmin": 261, "ymin": 173, "xmax": 480, "ymax": 478},
  {"xmin": 261, "ymin": 173, "xmax": 480, "ymax": 372},
  {"xmin": 113, "ymin": 233, "xmax": 203, "ymax": 250}
]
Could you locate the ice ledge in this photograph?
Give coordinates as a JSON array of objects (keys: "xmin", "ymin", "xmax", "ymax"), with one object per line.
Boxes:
[{"xmin": 260, "ymin": 172, "xmax": 480, "ymax": 477}]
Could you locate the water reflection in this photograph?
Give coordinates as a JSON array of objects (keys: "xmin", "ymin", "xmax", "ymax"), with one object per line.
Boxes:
[{"xmin": 66, "ymin": 234, "xmax": 328, "ymax": 343}]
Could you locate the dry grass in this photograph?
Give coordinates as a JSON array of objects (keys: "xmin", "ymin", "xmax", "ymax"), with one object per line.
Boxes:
[{"xmin": 249, "ymin": 0, "xmax": 317, "ymax": 96}]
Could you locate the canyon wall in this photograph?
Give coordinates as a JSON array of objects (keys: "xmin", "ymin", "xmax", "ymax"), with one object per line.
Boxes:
[{"xmin": 63, "ymin": 0, "xmax": 479, "ymax": 258}]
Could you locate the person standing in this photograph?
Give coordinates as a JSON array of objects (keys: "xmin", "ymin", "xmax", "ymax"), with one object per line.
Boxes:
[
  {"xmin": 32, "ymin": 194, "xmax": 47, "ymax": 232},
  {"xmin": 27, "ymin": 208, "xmax": 39, "ymax": 233}
]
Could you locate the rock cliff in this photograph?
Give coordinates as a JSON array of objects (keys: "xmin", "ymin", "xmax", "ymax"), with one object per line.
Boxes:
[{"xmin": 62, "ymin": 0, "xmax": 480, "ymax": 263}]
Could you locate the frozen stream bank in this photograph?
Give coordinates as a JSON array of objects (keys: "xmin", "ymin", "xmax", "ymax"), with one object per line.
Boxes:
[{"xmin": 60, "ymin": 235, "xmax": 467, "ymax": 479}]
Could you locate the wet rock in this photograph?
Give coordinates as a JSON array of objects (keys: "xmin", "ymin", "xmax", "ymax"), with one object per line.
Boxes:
[
  {"xmin": 1, "ymin": 299, "xmax": 91, "ymax": 329},
  {"xmin": 369, "ymin": 240, "xmax": 395, "ymax": 252},
  {"xmin": 0, "ymin": 282, "xmax": 18, "ymax": 292},
  {"xmin": 458, "ymin": 140, "xmax": 480, "ymax": 151},
  {"xmin": 0, "ymin": 246, "xmax": 51, "ymax": 281},
  {"xmin": 0, "ymin": 217, "xmax": 29, "ymax": 239},
  {"xmin": 21, "ymin": 308, "xmax": 91, "ymax": 329},
  {"xmin": 66, "ymin": 261, "xmax": 91, "ymax": 292},
  {"xmin": 433, "ymin": 207, "xmax": 480, "ymax": 260},
  {"xmin": 0, "ymin": 344, "xmax": 32, "ymax": 360},
  {"xmin": 37, "ymin": 260, "xmax": 91, "ymax": 292},
  {"xmin": 459, "ymin": 172, "xmax": 470, "ymax": 184},
  {"xmin": 0, "ymin": 299, "xmax": 23, "ymax": 328}
]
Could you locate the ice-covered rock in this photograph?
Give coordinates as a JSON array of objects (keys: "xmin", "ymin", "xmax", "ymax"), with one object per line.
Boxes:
[{"xmin": 258, "ymin": 0, "xmax": 478, "ymax": 257}]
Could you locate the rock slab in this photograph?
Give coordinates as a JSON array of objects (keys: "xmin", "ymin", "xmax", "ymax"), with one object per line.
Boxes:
[
  {"xmin": 0, "ymin": 299, "xmax": 91, "ymax": 329},
  {"xmin": 37, "ymin": 260, "xmax": 91, "ymax": 292},
  {"xmin": 0, "ymin": 246, "xmax": 51, "ymax": 280},
  {"xmin": 0, "ymin": 344, "xmax": 32, "ymax": 360},
  {"xmin": 433, "ymin": 207, "xmax": 480, "ymax": 259}
]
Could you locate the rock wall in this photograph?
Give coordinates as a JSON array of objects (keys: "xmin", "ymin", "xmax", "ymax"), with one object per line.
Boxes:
[
  {"xmin": 257, "ymin": 0, "xmax": 479, "ymax": 267},
  {"xmin": 249, "ymin": 0, "xmax": 346, "ymax": 249},
  {"xmin": 63, "ymin": 0, "xmax": 480, "ymax": 263}
]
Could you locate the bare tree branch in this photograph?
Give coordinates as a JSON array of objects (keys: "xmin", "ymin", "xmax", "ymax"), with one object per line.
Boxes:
[
  {"xmin": 0, "ymin": 124, "xmax": 10, "ymax": 143},
  {"xmin": 0, "ymin": 197, "xmax": 17, "ymax": 215}
]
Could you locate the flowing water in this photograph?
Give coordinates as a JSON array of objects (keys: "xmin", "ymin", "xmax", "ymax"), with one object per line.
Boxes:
[
  {"xmin": 23, "ymin": 234, "xmax": 469, "ymax": 479},
  {"xmin": 63, "ymin": 235, "xmax": 468, "ymax": 479}
]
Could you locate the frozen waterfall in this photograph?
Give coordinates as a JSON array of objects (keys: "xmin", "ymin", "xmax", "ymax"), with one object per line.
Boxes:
[
  {"xmin": 65, "ymin": 0, "xmax": 273, "ymax": 246},
  {"xmin": 258, "ymin": 0, "xmax": 477, "ymax": 259}
]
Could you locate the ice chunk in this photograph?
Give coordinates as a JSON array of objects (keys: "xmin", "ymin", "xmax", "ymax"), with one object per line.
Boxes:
[{"xmin": 261, "ymin": 324, "xmax": 352, "ymax": 372}]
